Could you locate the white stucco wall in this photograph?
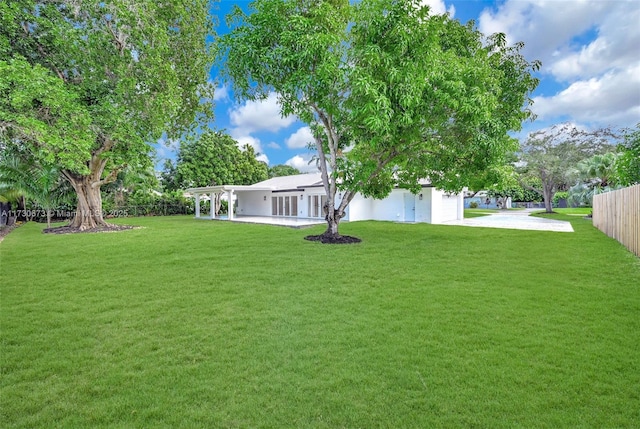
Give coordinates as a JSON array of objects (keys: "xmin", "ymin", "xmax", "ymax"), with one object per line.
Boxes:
[
  {"xmin": 347, "ymin": 194, "xmax": 373, "ymax": 221},
  {"xmin": 341, "ymin": 187, "xmax": 465, "ymax": 224},
  {"xmin": 371, "ymin": 188, "xmax": 406, "ymax": 222},
  {"xmin": 426, "ymin": 189, "xmax": 464, "ymax": 223},
  {"xmin": 235, "ymin": 185, "xmax": 463, "ymax": 223},
  {"xmin": 236, "ymin": 191, "xmax": 272, "ymax": 216},
  {"xmin": 415, "ymin": 188, "xmax": 433, "ymax": 223}
]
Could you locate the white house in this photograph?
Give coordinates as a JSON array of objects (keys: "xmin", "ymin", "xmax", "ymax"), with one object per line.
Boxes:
[{"xmin": 187, "ymin": 173, "xmax": 464, "ymax": 224}]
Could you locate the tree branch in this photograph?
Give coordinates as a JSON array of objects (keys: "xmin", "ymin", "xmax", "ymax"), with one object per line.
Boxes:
[
  {"xmin": 21, "ymin": 21, "xmax": 67, "ymax": 81},
  {"xmin": 94, "ymin": 168, "xmax": 120, "ymax": 188}
]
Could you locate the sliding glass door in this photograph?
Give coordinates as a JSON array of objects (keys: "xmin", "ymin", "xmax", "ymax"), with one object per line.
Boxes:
[{"xmin": 271, "ymin": 195, "xmax": 298, "ymax": 217}]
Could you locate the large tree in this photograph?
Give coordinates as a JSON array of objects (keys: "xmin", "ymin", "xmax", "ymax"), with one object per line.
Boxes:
[
  {"xmin": 218, "ymin": 0, "xmax": 539, "ymax": 241},
  {"xmin": 167, "ymin": 130, "xmax": 268, "ymax": 215},
  {"xmin": 0, "ymin": 0, "xmax": 215, "ymax": 230},
  {"xmin": 518, "ymin": 123, "xmax": 618, "ymax": 213},
  {"xmin": 172, "ymin": 130, "xmax": 268, "ymax": 189}
]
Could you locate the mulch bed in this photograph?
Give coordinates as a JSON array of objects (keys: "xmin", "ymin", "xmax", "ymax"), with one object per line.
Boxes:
[
  {"xmin": 43, "ymin": 224, "xmax": 137, "ymax": 235},
  {"xmin": 304, "ymin": 234, "xmax": 362, "ymax": 244},
  {"xmin": 0, "ymin": 224, "xmax": 20, "ymax": 243}
]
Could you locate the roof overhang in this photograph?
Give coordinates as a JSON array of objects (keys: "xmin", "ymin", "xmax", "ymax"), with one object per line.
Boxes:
[{"xmin": 186, "ymin": 185, "xmax": 273, "ymax": 193}]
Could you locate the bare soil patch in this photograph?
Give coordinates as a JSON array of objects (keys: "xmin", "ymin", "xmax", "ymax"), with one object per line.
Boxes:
[{"xmin": 0, "ymin": 224, "xmax": 20, "ymax": 243}]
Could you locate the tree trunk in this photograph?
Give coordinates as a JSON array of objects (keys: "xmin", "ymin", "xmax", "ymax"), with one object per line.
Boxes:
[
  {"xmin": 324, "ymin": 206, "xmax": 341, "ymax": 238},
  {"xmin": 322, "ymin": 191, "xmax": 355, "ymax": 239},
  {"xmin": 214, "ymin": 192, "xmax": 222, "ymax": 216},
  {"xmin": 543, "ymin": 184, "xmax": 554, "ymax": 213},
  {"xmin": 66, "ymin": 175, "xmax": 109, "ymax": 230}
]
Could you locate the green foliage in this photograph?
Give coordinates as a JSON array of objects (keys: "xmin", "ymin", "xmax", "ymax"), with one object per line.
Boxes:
[
  {"xmin": 218, "ymin": 0, "xmax": 539, "ymax": 236},
  {"xmin": 487, "ymin": 173, "xmax": 543, "ymax": 202},
  {"xmin": 0, "ymin": 0, "xmax": 216, "ymax": 227},
  {"xmin": 518, "ymin": 123, "xmax": 618, "ymax": 212},
  {"xmin": 236, "ymin": 145, "xmax": 270, "ymax": 185},
  {"xmin": 343, "ymin": 1, "xmax": 539, "ymax": 196},
  {"xmin": 160, "ymin": 159, "xmax": 179, "ymax": 192},
  {"xmin": 552, "ymin": 191, "xmax": 568, "ymax": 207},
  {"xmin": 566, "ymin": 151, "xmax": 624, "ymax": 207},
  {"xmin": 616, "ymin": 124, "xmax": 640, "ymax": 186},
  {"xmin": 170, "ymin": 130, "xmax": 268, "ymax": 190},
  {"xmin": 576, "ymin": 152, "xmax": 620, "ymax": 187},
  {"xmin": 101, "ymin": 189, "xmax": 193, "ymax": 217},
  {"xmin": 269, "ymin": 164, "xmax": 301, "ymax": 178},
  {"xmin": 0, "ymin": 152, "xmax": 74, "ymax": 227},
  {"xmin": 469, "ymin": 201, "xmax": 478, "ymax": 209},
  {"xmin": 0, "ymin": 56, "xmax": 93, "ymax": 172}
]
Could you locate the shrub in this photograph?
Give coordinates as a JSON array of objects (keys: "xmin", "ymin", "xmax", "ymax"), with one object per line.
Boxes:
[
  {"xmin": 552, "ymin": 191, "xmax": 569, "ymax": 208},
  {"xmin": 469, "ymin": 201, "xmax": 478, "ymax": 208}
]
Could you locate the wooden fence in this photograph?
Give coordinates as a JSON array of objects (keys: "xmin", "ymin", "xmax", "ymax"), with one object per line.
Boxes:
[{"xmin": 593, "ymin": 184, "xmax": 640, "ymax": 257}]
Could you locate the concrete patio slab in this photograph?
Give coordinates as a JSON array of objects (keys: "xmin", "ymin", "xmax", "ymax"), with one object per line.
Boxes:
[
  {"xmin": 442, "ymin": 209, "xmax": 574, "ymax": 232},
  {"xmin": 224, "ymin": 215, "xmax": 324, "ymax": 228}
]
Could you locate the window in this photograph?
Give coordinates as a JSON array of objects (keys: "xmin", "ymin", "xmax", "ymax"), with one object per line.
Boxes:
[{"xmin": 271, "ymin": 195, "xmax": 298, "ymax": 217}]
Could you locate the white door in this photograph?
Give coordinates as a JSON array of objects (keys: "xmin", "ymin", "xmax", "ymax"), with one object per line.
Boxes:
[{"xmin": 404, "ymin": 193, "xmax": 415, "ymax": 222}]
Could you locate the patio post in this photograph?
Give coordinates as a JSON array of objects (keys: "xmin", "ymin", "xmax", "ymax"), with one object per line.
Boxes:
[
  {"xmin": 210, "ymin": 192, "xmax": 215, "ymax": 219},
  {"xmin": 227, "ymin": 190, "xmax": 234, "ymax": 220},
  {"xmin": 195, "ymin": 193, "xmax": 200, "ymax": 218}
]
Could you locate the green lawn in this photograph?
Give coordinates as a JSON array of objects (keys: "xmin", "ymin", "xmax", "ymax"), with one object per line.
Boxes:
[
  {"xmin": 1, "ymin": 216, "xmax": 639, "ymax": 428},
  {"xmin": 534, "ymin": 207, "xmax": 594, "ymax": 216},
  {"xmin": 463, "ymin": 208, "xmax": 493, "ymax": 218}
]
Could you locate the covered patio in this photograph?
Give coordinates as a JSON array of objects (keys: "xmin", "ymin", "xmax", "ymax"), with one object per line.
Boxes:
[
  {"xmin": 187, "ymin": 184, "xmax": 325, "ymax": 228},
  {"xmin": 187, "ymin": 184, "xmax": 271, "ymax": 221}
]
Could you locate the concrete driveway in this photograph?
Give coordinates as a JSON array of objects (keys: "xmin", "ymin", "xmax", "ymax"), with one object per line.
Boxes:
[{"xmin": 443, "ymin": 208, "xmax": 574, "ymax": 232}]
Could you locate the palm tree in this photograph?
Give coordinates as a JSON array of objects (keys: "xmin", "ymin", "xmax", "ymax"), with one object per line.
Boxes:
[
  {"xmin": 568, "ymin": 152, "xmax": 621, "ymax": 207},
  {"xmin": 577, "ymin": 152, "xmax": 619, "ymax": 188},
  {"xmin": 0, "ymin": 155, "xmax": 72, "ymax": 228}
]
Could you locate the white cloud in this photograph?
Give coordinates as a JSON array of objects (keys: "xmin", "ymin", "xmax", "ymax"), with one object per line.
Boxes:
[
  {"xmin": 267, "ymin": 141, "xmax": 281, "ymax": 149},
  {"xmin": 229, "ymin": 92, "xmax": 296, "ymax": 134},
  {"xmin": 256, "ymin": 152, "xmax": 269, "ymax": 165},
  {"xmin": 532, "ymin": 64, "xmax": 640, "ymax": 127},
  {"xmin": 232, "ymin": 132, "xmax": 264, "ymax": 154},
  {"xmin": 478, "ymin": 1, "xmax": 608, "ymax": 65},
  {"xmin": 213, "ymin": 84, "xmax": 229, "ymax": 102},
  {"xmin": 548, "ymin": 5, "xmax": 640, "ymax": 80},
  {"xmin": 285, "ymin": 126, "xmax": 314, "ymax": 149},
  {"xmin": 285, "ymin": 154, "xmax": 319, "ymax": 173},
  {"xmin": 478, "ymin": 1, "xmax": 638, "ymax": 79},
  {"xmin": 479, "ymin": 0, "xmax": 640, "ymax": 128},
  {"xmin": 419, "ymin": 0, "xmax": 455, "ymax": 16},
  {"xmin": 234, "ymin": 137, "xmax": 269, "ymax": 164}
]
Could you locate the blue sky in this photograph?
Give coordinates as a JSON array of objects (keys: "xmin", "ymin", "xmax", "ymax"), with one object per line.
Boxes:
[{"xmin": 156, "ymin": 0, "xmax": 640, "ymax": 172}]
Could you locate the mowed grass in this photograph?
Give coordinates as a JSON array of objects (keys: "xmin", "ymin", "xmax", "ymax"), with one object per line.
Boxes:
[{"xmin": 1, "ymin": 215, "xmax": 639, "ymax": 428}]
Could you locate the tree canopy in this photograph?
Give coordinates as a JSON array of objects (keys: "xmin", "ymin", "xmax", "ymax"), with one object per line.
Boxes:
[
  {"xmin": 166, "ymin": 130, "xmax": 268, "ymax": 191},
  {"xmin": 0, "ymin": 0, "xmax": 215, "ymax": 230},
  {"xmin": 269, "ymin": 164, "xmax": 301, "ymax": 178},
  {"xmin": 218, "ymin": 0, "xmax": 539, "ymax": 241},
  {"xmin": 617, "ymin": 124, "xmax": 640, "ymax": 186},
  {"xmin": 518, "ymin": 123, "xmax": 618, "ymax": 212}
]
